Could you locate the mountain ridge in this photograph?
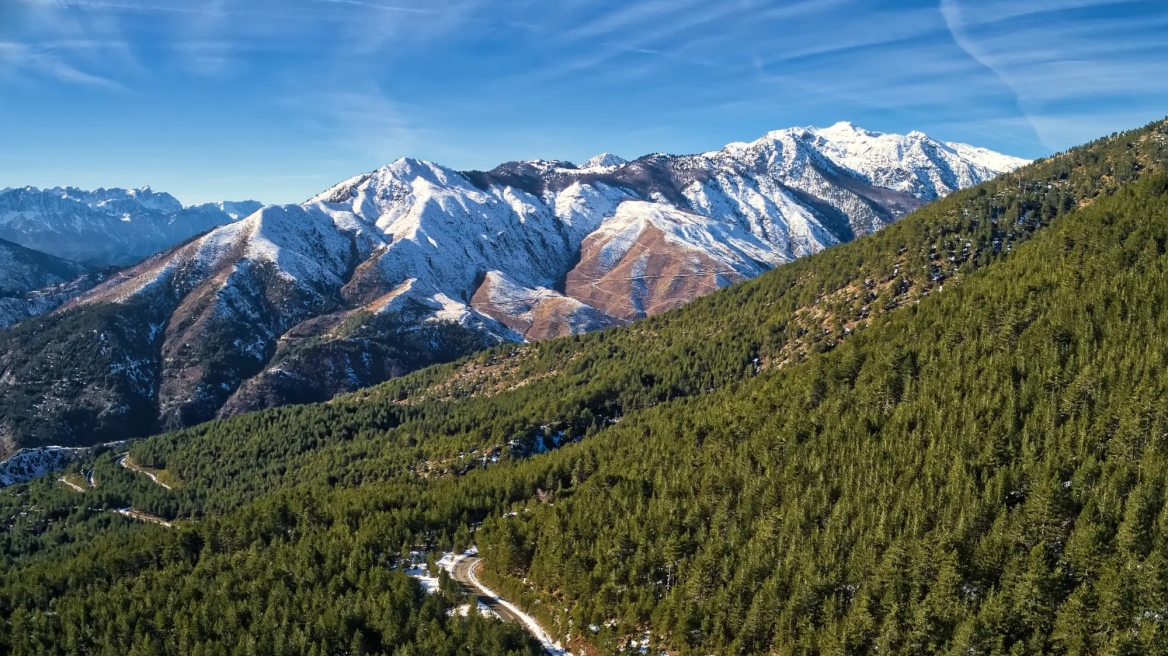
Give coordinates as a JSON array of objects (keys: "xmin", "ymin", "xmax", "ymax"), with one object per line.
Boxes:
[
  {"xmin": 0, "ymin": 185, "xmax": 262, "ymax": 266},
  {"xmin": 0, "ymin": 237, "xmax": 117, "ymax": 329},
  {"xmin": 0, "ymin": 123, "xmax": 1026, "ymax": 454}
]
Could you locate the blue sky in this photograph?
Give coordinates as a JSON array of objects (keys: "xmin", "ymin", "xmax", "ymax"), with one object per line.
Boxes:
[{"xmin": 1, "ymin": 0, "xmax": 1166, "ymax": 205}]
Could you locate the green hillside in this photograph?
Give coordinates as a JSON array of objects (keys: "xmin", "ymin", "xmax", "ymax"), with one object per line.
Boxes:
[
  {"xmin": 473, "ymin": 168, "xmax": 1168, "ymax": 655},
  {"xmin": 2, "ymin": 119, "xmax": 1168, "ymax": 654},
  {"xmin": 120, "ymin": 119, "xmax": 1168, "ymax": 520}
]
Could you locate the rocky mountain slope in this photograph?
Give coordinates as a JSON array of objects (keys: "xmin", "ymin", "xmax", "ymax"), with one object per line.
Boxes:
[
  {"xmin": 0, "ymin": 237, "xmax": 89, "ymax": 296},
  {"xmin": 0, "ymin": 123, "xmax": 1026, "ymax": 454},
  {"xmin": 0, "ymin": 446, "xmax": 86, "ymax": 486},
  {"xmin": 0, "ymin": 186, "xmax": 262, "ymax": 266}
]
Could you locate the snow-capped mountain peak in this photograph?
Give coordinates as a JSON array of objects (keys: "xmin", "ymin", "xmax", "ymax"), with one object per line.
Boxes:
[
  {"xmin": 580, "ymin": 153, "xmax": 628, "ymax": 169},
  {"xmin": 816, "ymin": 120, "xmax": 879, "ymax": 139},
  {"xmin": 2, "ymin": 121, "xmax": 1029, "ymax": 446}
]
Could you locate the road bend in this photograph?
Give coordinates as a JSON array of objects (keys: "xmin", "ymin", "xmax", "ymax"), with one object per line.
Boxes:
[
  {"xmin": 448, "ymin": 554, "xmax": 570, "ymax": 655},
  {"xmin": 58, "ymin": 476, "xmax": 85, "ymax": 492},
  {"xmin": 117, "ymin": 455, "xmax": 172, "ymax": 490},
  {"xmin": 449, "ymin": 556, "xmax": 527, "ymax": 624}
]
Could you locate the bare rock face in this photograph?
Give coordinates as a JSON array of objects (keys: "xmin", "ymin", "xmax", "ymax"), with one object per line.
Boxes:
[
  {"xmin": 564, "ymin": 202, "xmax": 760, "ymax": 322},
  {"xmin": 471, "ymin": 271, "xmax": 617, "ymax": 340},
  {"xmin": 0, "ymin": 123, "xmax": 1027, "ymax": 448}
]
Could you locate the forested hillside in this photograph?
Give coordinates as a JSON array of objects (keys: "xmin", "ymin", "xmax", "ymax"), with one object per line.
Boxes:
[
  {"xmin": 2, "ymin": 119, "xmax": 1167, "ymax": 654},
  {"xmin": 117, "ymin": 118, "xmax": 1168, "ymax": 520},
  {"xmin": 473, "ymin": 168, "xmax": 1168, "ymax": 655}
]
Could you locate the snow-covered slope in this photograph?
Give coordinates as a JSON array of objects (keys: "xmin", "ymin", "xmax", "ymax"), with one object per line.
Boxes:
[
  {"xmin": 0, "ymin": 186, "xmax": 262, "ymax": 266},
  {"xmin": 0, "ymin": 123, "xmax": 1026, "ymax": 447},
  {"xmin": 0, "ymin": 446, "xmax": 85, "ymax": 485}
]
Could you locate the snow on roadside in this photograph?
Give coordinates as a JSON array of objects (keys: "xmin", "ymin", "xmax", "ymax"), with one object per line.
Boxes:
[
  {"xmin": 404, "ymin": 553, "xmax": 498, "ymax": 619},
  {"xmin": 406, "ymin": 548, "xmax": 573, "ymax": 655},
  {"xmin": 459, "ymin": 550, "xmax": 573, "ymax": 656}
]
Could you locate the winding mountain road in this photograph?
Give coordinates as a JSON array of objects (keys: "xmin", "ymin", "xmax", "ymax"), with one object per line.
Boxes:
[
  {"xmin": 448, "ymin": 553, "xmax": 570, "ymax": 655},
  {"xmin": 117, "ymin": 455, "xmax": 172, "ymax": 489},
  {"xmin": 112, "ymin": 455, "xmax": 175, "ymax": 528},
  {"xmin": 449, "ymin": 557, "xmax": 527, "ymax": 625}
]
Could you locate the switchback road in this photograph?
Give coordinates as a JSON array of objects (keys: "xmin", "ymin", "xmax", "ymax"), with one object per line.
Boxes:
[{"xmin": 117, "ymin": 455, "xmax": 172, "ymax": 489}]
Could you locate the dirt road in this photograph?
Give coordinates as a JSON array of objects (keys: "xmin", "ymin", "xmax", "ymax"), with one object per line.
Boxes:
[
  {"xmin": 449, "ymin": 557, "xmax": 528, "ymax": 625},
  {"xmin": 447, "ymin": 554, "xmax": 570, "ymax": 655},
  {"xmin": 117, "ymin": 455, "xmax": 172, "ymax": 489}
]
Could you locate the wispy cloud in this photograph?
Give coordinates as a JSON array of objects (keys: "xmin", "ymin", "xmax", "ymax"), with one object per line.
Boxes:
[
  {"xmin": 0, "ymin": 41, "xmax": 123, "ymax": 88},
  {"xmin": 315, "ymin": 0, "xmax": 440, "ymax": 16},
  {"xmin": 17, "ymin": 0, "xmax": 223, "ymax": 15},
  {"xmin": 4, "ymin": 0, "xmax": 1167, "ymax": 204},
  {"xmin": 3, "ymin": 0, "xmax": 144, "ymax": 87},
  {"xmin": 941, "ymin": 0, "xmax": 1137, "ymax": 26},
  {"xmin": 288, "ymin": 85, "xmax": 430, "ymax": 163},
  {"xmin": 940, "ymin": 0, "xmax": 1168, "ymax": 149}
]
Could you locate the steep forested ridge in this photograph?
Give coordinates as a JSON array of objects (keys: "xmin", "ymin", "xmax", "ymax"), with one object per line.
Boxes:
[
  {"xmin": 116, "ymin": 119, "xmax": 1167, "ymax": 520},
  {"xmin": 1, "ymin": 119, "xmax": 1167, "ymax": 655},
  {"xmin": 473, "ymin": 171, "xmax": 1168, "ymax": 655}
]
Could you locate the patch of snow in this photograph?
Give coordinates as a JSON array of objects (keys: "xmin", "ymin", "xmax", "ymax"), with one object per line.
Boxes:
[
  {"xmin": 405, "ymin": 564, "xmax": 442, "ymax": 595},
  {"xmin": 0, "ymin": 446, "xmax": 87, "ymax": 486}
]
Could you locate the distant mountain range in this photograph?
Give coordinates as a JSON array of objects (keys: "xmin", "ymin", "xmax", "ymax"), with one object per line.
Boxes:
[
  {"xmin": 0, "ymin": 186, "xmax": 261, "ymax": 266},
  {"xmin": 0, "ymin": 122, "xmax": 1027, "ymax": 454},
  {"xmin": 0, "ymin": 188, "xmax": 260, "ymax": 329}
]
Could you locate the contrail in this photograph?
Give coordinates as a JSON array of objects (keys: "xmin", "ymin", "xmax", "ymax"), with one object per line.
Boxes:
[{"xmin": 939, "ymin": 0, "xmax": 1049, "ymax": 150}]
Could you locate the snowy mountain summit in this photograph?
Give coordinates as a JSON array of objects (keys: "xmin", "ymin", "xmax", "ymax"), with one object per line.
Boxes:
[
  {"xmin": 783, "ymin": 122, "xmax": 1026, "ymax": 200},
  {"xmin": 0, "ymin": 123, "xmax": 1027, "ymax": 449},
  {"xmin": 580, "ymin": 153, "xmax": 628, "ymax": 169}
]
